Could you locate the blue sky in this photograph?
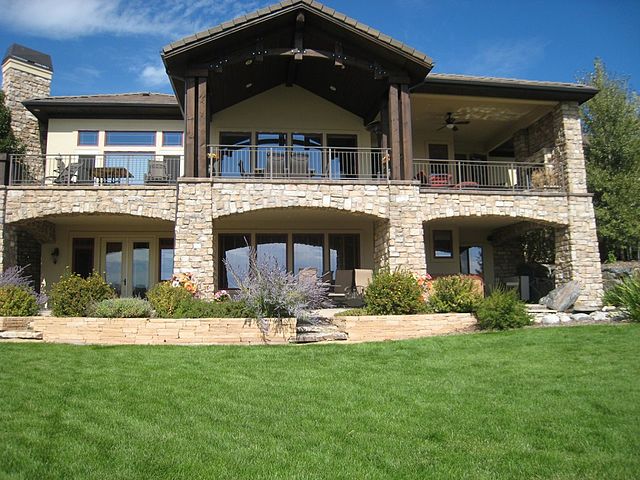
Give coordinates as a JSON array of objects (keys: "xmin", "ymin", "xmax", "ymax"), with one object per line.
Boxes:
[{"xmin": 1, "ymin": 0, "xmax": 638, "ymax": 97}]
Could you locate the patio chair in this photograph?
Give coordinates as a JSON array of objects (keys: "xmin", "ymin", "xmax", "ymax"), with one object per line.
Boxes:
[
  {"xmin": 52, "ymin": 163, "xmax": 80, "ymax": 185},
  {"xmin": 144, "ymin": 160, "xmax": 171, "ymax": 184},
  {"xmin": 429, "ymin": 173, "xmax": 454, "ymax": 187},
  {"xmin": 266, "ymin": 151, "xmax": 286, "ymax": 178},
  {"xmin": 354, "ymin": 269, "xmax": 373, "ymax": 294},
  {"xmin": 328, "ymin": 269, "xmax": 353, "ymax": 304},
  {"xmin": 289, "ymin": 152, "xmax": 310, "ymax": 177}
]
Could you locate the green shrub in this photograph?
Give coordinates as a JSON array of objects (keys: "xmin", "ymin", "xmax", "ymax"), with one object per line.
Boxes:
[
  {"xmin": 476, "ymin": 287, "xmax": 532, "ymax": 330},
  {"xmin": 173, "ymin": 297, "xmax": 251, "ymax": 319},
  {"xmin": 364, "ymin": 269, "xmax": 424, "ymax": 315},
  {"xmin": 146, "ymin": 282, "xmax": 193, "ymax": 318},
  {"xmin": 0, "ymin": 286, "xmax": 39, "ymax": 316},
  {"xmin": 604, "ymin": 273, "xmax": 640, "ymax": 321},
  {"xmin": 88, "ymin": 298, "xmax": 154, "ymax": 318},
  {"xmin": 50, "ymin": 271, "xmax": 116, "ymax": 317},
  {"xmin": 427, "ymin": 275, "xmax": 483, "ymax": 313}
]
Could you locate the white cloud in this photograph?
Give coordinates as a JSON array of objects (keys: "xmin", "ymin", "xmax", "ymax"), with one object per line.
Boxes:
[
  {"xmin": 0, "ymin": 0, "xmax": 266, "ymax": 40},
  {"xmin": 139, "ymin": 64, "xmax": 169, "ymax": 88}
]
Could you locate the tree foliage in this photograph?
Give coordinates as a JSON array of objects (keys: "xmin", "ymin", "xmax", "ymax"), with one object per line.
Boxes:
[
  {"xmin": 0, "ymin": 90, "xmax": 24, "ymax": 154},
  {"xmin": 581, "ymin": 59, "xmax": 640, "ymax": 260}
]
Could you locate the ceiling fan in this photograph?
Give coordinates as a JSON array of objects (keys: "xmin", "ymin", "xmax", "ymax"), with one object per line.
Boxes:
[{"xmin": 437, "ymin": 112, "xmax": 470, "ymax": 132}]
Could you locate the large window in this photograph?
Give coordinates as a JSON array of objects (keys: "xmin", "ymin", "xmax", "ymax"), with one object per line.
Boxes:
[
  {"xmin": 159, "ymin": 238, "xmax": 174, "ymax": 281},
  {"xmin": 256, "ymin": 234, "xmax": 287, "ymax": 270},
  {"xmin": 329, "ymin": 234, "xmax": 360, "ymax": 278},
  {"xmin": 327, "ymin": 134, "xmax": 358, "ymax": 178},
  {"xmin": 78, "ymin": 130, "xmax": 99, "ymax": 146},
  {"xmin": 105, "ymin": 131, "xmax": 156, "ymax": 146},
  {"xmin": 293, "ymin": 234, "xmax": 324, "ymax": 276},
  {"xmin": 162, "ymin": 131, "xmax": 183, "ymax": 146},
  {"xmin": 218, "ymin": 234, "xmax": 252, "ymax": 289},
  {"xmin": 433, "ymin": 230, "xmax": 453, "ymax": 258},
  {"xmin": 460, "ymin": 246, "xmax": 483, "ymax": 275},
  {"xmin": 218, "ymin": 132, "xmax": 252, "ymax": 176}
]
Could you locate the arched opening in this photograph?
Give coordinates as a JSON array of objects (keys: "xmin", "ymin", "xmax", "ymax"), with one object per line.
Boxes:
[
  {"xmin": 212, "ymin": 207, "xmax": 384, "ymax": 292},
  {"xmin": 424, "ymin": 215, "xmax": 564, "ymax": 302},
  {"xmin": 6, "ymin": 214, "xmax": 175, "ymax": 297}
]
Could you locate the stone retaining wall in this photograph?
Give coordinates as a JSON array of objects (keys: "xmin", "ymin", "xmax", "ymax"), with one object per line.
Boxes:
[
  {"xmin": 30, "ymin": 317, "xmax": 296, "ymax": 345},
  {"xmin": 335, "ymin": 313, "xmax": 477, "ymax": 342}
]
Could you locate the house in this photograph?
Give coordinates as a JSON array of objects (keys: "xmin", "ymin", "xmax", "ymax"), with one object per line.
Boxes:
[{"xmin": 0, "ymin": 0, "xmax": 604, "ymax": 309}]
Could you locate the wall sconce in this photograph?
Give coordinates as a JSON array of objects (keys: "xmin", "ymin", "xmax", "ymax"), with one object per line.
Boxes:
[{"xmin": 51, "ymin": 247, "xmax": 60, "ymax": 264}]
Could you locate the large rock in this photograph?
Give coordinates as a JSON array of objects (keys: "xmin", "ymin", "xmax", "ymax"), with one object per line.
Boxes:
[{"xmin": 540, "ymin": 281, "xmax": 582, "ymax": 312}]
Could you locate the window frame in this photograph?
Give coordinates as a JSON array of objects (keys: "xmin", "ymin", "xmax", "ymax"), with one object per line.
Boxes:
[
  {"xmin": 77, "ymin": 130, "xmax": 99, "ymax": 146},
  {"xmin": 105, "ymin": 131, "xmax": 157, "ymax": 147},
  {"xmin": 433, "ymin": 229, "xmax": 453, "ymax": 259}
]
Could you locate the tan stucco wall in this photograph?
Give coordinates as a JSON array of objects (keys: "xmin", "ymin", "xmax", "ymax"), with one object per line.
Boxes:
[{"xmin": 211, "ymin": 85, "xmax": 371, "ymax": 148}]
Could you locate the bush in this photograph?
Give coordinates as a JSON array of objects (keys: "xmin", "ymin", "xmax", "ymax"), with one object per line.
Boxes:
[
  {"xmin": 50, "ymin": 271, "xmax": 115, "ymax": 317},
  {"xmin": 88, "ymin": 298, "xmax": 154, "ymax": 318},
  {"xmin": 364, "ymin": 269, "xmax": 424, "ymax": 315},
  {"xmin": 604, "ymin": 273, "xmax": 640, "ymax": 321},
  {"xmin": 0, "ymin": 286, "xmax": 39, "ymax": 316},
  {"xmin": 334, "ymin": 308, "xmax": 368, "ymax": 317},
  {"xmin": 476, "ymin": 287, "xmax": 532, "ymax": 330},
  {"xmin": 427, "ymin": 275, "xmax": 483, "ymax": 313},
  {"xmin": 146, "ymin": 281, "xmax": 193, "ymax": 318},
  {"xmin": 173, "ymin": 297, "xmax": 252, "ymax": 319}
]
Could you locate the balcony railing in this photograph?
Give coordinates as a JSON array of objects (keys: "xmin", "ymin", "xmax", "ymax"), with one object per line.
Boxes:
[
  {"xmin": 413, "ymin": 159, "xmax": 565, "ymax": 191},
  {"xmin": 8, "ymin": 154, "xmax": 181, "ymax": 186},
  {"xmin": 208, "ymin": 145, "xmax": 390, "ymax": 181}
]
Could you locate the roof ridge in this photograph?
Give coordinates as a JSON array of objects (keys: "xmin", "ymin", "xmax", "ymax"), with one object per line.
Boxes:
[
  {"xmin": 29, "ymin": 92, "xmax": 175, "ymax": 101},
  {"xmin": 429, "ymin": 72, "xmax": 593, "ymax": 89}
]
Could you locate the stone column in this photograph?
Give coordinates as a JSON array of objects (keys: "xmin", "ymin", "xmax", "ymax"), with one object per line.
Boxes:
[
  {"xmin": 552, "ymin": 101, "xmax": 588, "ymax": 194},
  {"xmin": 376, "ymin": 185, "xmax": 427, "ymax": 275},
  {"xmin": 554, "ymin": 196, "xmax": 604, "ymax": 310},
  {"xmin": 174, "ymin": 181, "xmax": 216, "ymax": 297}
]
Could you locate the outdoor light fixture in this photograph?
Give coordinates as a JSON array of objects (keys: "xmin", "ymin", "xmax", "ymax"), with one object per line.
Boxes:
[
  {"xmin": 446, "ymin": 123, "xmax": 455, "ymax": 130},
  {"xmin": 329, "ymin": 85, "xmax": 337, "ymax": 92},
  {"xmin": 51, "ymin": 247, "xmax": 60, "ymax": 264},
  {"xmin": 245, "ymin": 83, "xmax": 253, "ymax": 88},
  {"xmin": 245, "ymin": 59, "xmax": 253, "ymax": 65}
]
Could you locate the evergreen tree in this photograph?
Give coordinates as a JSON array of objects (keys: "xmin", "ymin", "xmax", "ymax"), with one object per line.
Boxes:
[
  {"xmin": 0, "ymin": 90, "xmax": 24, "ymax": 154},
  {"xmin": 581, "ymin": 59, "xmax": 640, "ymax": 260}
]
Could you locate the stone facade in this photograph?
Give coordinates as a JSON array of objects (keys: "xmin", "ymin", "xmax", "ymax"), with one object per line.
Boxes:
[{"xmin": 1, "ymin": 59, "xmax": 51, "ymax": 155}]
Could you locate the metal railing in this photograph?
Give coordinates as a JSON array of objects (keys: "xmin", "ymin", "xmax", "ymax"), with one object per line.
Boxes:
[
  {"xmin": 208, "ymin": 145, "xmax": 390, "ymax": 181},
  {"xmin": 8, "ymin": 154, "xmax": 182, "ymax": 186},
  {"xmin": 413, "ymin": 159, "xmax": 565, "ymax": 191}
]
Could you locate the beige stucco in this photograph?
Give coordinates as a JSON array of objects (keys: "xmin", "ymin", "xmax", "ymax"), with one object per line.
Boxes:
[{"xmin": 211, "ymin": 85, "xmax": 371, "ymax": 148}]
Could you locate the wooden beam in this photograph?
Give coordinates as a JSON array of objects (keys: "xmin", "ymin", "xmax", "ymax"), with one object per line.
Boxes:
[
  {"xmin": 400, "ymin": 84, "xmax": 413, "ymax": 181},
  {"xmin": 197, "ymin": 76, "xmax": 209, "ymax": 178},
  {"xmin": 184, "ymin": 77, "xmax": 196, "ymax": 177},
  {"xmin": 380, "ymin": 99, "xmax": 389, "ymax": 151},
  {"xmin": 294, "ymin": 12, "xmax": 305, "ymax": 61},
  {"xmin": 388, "ymin": 83, "xmax": 401, "ymax": 180}
]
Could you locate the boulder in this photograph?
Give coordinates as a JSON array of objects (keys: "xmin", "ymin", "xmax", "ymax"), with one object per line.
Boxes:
[
  {"xmin": 539, "ymin": 281, "xmax": 581, "ymax": 312},
  {"xmin": 570, "ymin": 313, "xmax": 591, "ymax": 322},
  {"xmin": 541, "ymin": 314, "xmax": 561, "ymax": 325},
  {"xmin": 589, "ymin": 311, "xmax": 608, "ymax": 322}
]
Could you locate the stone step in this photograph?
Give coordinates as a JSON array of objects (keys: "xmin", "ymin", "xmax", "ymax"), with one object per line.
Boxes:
[
  {"xmin": 292, "ymin": 331, "xmax": 348, "ymax": 344},
  {"xmin": 0, "ymin": 330, "xmax": 43, "ymax": 340},
  {"xmin": 296, "ymin": 324, "xmax": 341, "ymax": 334},
  {"xmin": 526, "ymin": 305, "xmax": 557, "ymax": 313}
]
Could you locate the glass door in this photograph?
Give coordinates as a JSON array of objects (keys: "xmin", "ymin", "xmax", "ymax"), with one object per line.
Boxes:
[{"xmin": 101, "ymin": 238, "xmax": 153, "ymax": 297}]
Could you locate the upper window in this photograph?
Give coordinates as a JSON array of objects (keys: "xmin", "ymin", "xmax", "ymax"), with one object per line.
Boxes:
[
  {"xmin": 78, "ymin": 130, "xmax": 98, "ymax": 146},
  {"xmin": 162, "ymin": 131, "xmax": 183, "ymax": 146},
  {"xmin": 433, "ymin": 230, "xmax": 453, "ymax": 258},
  {"xmin": 105, "ymin": 131, "xmax": 156, "ymax": 146}
]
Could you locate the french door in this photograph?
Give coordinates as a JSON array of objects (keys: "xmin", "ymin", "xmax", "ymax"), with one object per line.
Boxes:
[{"xmin": 101, "ymin": 238, "xmax": 152, "ymax": 297}]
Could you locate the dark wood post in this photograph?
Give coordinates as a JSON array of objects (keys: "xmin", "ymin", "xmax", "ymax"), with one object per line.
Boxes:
[
  {"xmin": 388, "ymin": 83, "xmax": 401, "ymax": 180},
  {"xmin": 184, "ymin": 77, "xmax": 197, "ymax": 177},
  {"xmin": 380, "ymin": 99, "xmax": 389, "ymax": 151},
  {"xmin": 400, "ymin": 84, "xmax": 413, "ymax": 181},
  {"xmin": 197, "ymin": 76, "xmax": 209, "ymax": 178}
]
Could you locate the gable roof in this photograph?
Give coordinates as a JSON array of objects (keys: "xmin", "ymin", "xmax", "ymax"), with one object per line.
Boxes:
[{"xmin": 162, "ymin": 0, "xmax": 432, "ymax": 68}]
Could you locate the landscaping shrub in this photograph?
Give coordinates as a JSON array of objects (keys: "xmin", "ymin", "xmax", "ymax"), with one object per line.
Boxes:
[
  {"xmin": 334, "ymin": 308, "xmax": 368, "ymax": 317},
  {"xmin": 476, "ymin": 287, "xmax": 532, "ymax": 330},
  {"xmin": 604, "ymin": 272, "xmax": 640, "ymax": 321},
  {"xmin": 364, "ymin": 269, "xmax": 424, "ymax": 315},
  {"xmin": 0, "ymin": 266, "xmax": 46, "ymax": 316},
  {"xmin": 146, "ymin": 281, "xmax": 193, "ymax": 318},
  {"xmin": 88, "ymin": 298, "xmax": 154, "ymax": 318},
  {"xmin": 50, "ymin": 271, "xmax": 115, "ymax": 317},
  {"xmin": 173, "ymin": 297, "xmax": 252, "ymax": 319},
  {"xmin": 227, "ymin": 255, "xmax": 329, "ymax": 322},
  {"xmin": 0, "ymin": 285, "xmax": 39, "ymax": 316},
  {"xmin": 427, "ymin": 275, "xmax": 483, "ymax": 313}
]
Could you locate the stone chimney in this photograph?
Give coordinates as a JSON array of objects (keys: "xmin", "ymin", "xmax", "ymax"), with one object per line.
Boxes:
[{"xmin": 1, "ymin": 44, "xmax": 53, "ymax": 154}]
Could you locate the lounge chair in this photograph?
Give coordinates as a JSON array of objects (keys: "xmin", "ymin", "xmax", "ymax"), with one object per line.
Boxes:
[
  {"xmin": 144, "ymin": 160, "xmax": 171, "ymax": 184},
  {"xmin": 354, "ymin": 269, "xmax": 373, "ymax": 294},
  {"xmin": 328, "ymin": 269, "xmax": 353, "ymax": 304}
]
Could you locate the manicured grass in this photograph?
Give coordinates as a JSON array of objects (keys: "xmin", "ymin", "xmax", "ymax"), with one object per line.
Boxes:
[{"xmin": 1, "ymin": 325, "xmax": 639, "ymax": 479}]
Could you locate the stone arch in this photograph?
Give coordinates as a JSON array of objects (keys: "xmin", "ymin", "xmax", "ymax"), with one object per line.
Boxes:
[{"xmin": 4, "ymin": 188, "xmax": 177, "ymax": 224}]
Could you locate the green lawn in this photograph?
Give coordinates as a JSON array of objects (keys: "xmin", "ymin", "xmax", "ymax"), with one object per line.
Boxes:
[{"xmin": 1, "ymin": 325, "xmax": 639, "ymax": 479}]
